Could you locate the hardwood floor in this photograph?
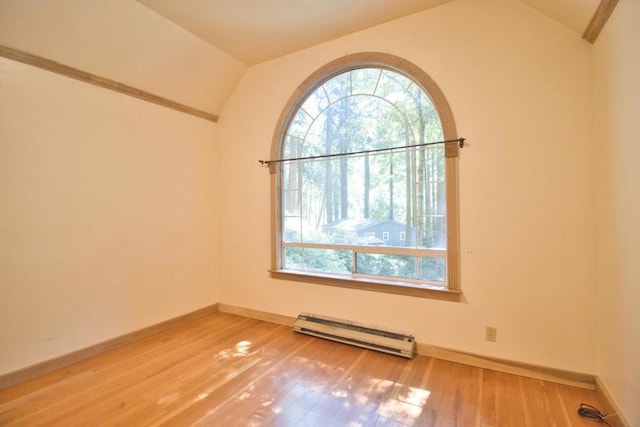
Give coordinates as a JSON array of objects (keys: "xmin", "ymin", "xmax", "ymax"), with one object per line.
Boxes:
[{"xmin": 0, "ymin": 312, "xmax": 609, "ymax": 426}]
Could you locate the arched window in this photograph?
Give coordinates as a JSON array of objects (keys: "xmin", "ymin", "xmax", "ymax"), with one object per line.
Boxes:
[{"xmin": 270, "ymin": 53, "xmax": 461, "ymax": 299}]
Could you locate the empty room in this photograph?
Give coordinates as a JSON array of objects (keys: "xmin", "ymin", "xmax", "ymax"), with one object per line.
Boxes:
[{"xmin": 0, "ymin": 0, "xmax": 638, "ymax": 425}]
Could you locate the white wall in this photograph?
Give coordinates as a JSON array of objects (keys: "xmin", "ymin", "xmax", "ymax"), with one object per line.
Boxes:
[
  {"xmin": 593, "ymin": 0, "xmax": 640, "ymax": 424},
  {"xmin": 0, "ymin": 0, "xmax": 240, "ymax": 375},
  {"xmin": 217, "ymin": 0, "xmax": 597, "ymax": 373}
]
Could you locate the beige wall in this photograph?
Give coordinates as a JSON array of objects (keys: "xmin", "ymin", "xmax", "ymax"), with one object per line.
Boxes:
[
  {"xmin": 217, "ymin": 0, "xmax": 597, "ymax": 373},
  {"xmin": 594, "ymin": 0, "xmax": 640, "ymax": 424},
  {"xmin": 0, "ymin": 0, "xmax": 246, "ymax": 116},
  {"xmin": 0, "ymin": 57, "xmax": 221, "ymax": 374},
  {"xmin": 0, "ymin": 0, "xmax": 233, "ymax": 374}
]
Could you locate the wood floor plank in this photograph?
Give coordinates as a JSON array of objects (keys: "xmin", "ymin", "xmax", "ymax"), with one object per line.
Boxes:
[
  {"xmin": 368, "ymin": 356, "xmax": 431, "ymax": 426},
  {"xmin": 77, "ymin": 321, "xmax": 288, "ymax": 426},
  {"xmin": 547, "ymin": 382, "xmax": 572, "ymax": 426},
  {"xmin": 0, "ymin": 313, "xmax": 609, "ymax": 426},
  {"xmin": 218, "ymin": 340, "xmax": 372, "ymax": 426},
  {"xmin": 480, "ymin": 367, "xmax": 498, "ymax": 426},
  {"xmin": 157, "ymin": 329, "xmax": 319, "ymax": 426},
  {"xmin": 328, "ymin": 351, "xmax": 406, "ymax": 425},
  {"xmin": 518, "ymin": 376, "xmax": 555, "ymax": 426},
  {"xmin": 81, "ymin": 324, "xmax": 287, "ymax": 426},
  {"xmin": 417, "ymin": 358, "xmax": 465, "ymax": 425},
  {"xmin": 451, "ymin": 363, "xmax": 483, "ymax": 426},
  {"xmin": 253, "ymin": 340, "xmax": 366, "ymax": 426}
]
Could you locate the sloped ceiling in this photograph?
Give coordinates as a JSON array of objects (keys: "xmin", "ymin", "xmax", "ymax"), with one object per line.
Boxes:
[
  {"xmin": 519, "ymin": 0, "xmax": 600, "ymax": 34},
  {"xmin": 137, "ymin": 0, "xmax": 602, "ymax": 65},
  {"xmin": 135, "ymin": 0, "xmax": 452, "ymax": 65}
]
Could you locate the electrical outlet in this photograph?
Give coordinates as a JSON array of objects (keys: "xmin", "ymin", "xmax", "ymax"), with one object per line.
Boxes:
[{"xmin": 486, "ymin": 326, "xmax": 497, "ymax": 342}]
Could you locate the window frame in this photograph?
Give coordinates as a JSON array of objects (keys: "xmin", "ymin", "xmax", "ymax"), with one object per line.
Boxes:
[{"xmin": 268, "ymin": 52, "xmax": 461, "ymax": 301}]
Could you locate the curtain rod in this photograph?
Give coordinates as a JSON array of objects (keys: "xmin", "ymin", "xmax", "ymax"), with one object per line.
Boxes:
[{"xmin": 258, "ymin": 138, "xmax": 465, "ymax": 166}]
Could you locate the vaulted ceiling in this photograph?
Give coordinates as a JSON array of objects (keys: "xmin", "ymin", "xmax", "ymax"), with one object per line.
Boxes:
[{"xmin": 136, "ymin": 0, "xmax": 601, "ymax": 65}]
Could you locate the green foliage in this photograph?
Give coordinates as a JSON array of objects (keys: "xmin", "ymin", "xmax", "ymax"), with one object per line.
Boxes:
[
  {"xmin": 284, "ymin": 247, "xmax": 350, "ymax": 274},
  {"xmin": 356, "ymin": 254, "xmax": 445, "ymax": 282}
]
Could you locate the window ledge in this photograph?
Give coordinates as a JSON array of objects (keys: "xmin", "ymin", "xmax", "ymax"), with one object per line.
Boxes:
[{"xmin": 269, "ymin": 269, "xmax": 462, "ymax": 302}]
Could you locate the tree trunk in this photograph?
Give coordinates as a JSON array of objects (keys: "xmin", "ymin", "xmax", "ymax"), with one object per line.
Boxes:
[
  {"xmin": 325, "ymin": 110, "xmax": 334, "ymax": 224},
  {"xmin": 364, "ymin": 153, "xmax": 370, "ymax": 218},
  {"xmin": 389, "ymin": 159, "xmax": 394, "ymax": 219}
]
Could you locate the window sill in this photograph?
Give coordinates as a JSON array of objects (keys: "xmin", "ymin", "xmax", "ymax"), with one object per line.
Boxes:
[{"xmin": 269, "ymin": 269, "xmax": 462, "ymax": 302}]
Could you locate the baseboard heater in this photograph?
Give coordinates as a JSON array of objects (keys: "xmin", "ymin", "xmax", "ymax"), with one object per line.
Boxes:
[{"xmin": 293, "ymin": 313, "xmax": 416, "ymax": 359}]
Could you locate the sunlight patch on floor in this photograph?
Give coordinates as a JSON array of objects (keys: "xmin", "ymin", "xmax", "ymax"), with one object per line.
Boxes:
[
  {"xmin": 215, "ymin": 340, "xmax": 254, "ymax": 360},
  {"xmin": 376, "ymin": 386, "xmax": 431, "ymax": 425}
]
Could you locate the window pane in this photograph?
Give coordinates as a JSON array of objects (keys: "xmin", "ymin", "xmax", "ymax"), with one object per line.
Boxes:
[
  {"xmin": 283, "ymin": 190, "xmax": 300, "ymax": 216},
  {"xmin": 283, "ymin": 216, "xmax": 302, "ymax": 242},
  {"xmin": 300, "ymin": 86, "xmax": 329, "ymax": 119},
  {"xmin": 350, "ymin": 68, "xmax": 381, "ymax": 95},
  {"xmin": 407, "ymin": 83, "xmax": 435, "ymax": 113},
  {"xmin": 421, "ymin": 257, "xmax": 446, "ymax": 282},
  {"xmin": 417, "ymin": 182, "xmax": 446, "ymax": 216},
  {"xmin": 410, "ymin": 110, "xmax": 443, "ymax": 146},
  {"xmin": 422, "ymin": 110, "xmax": 444, "ymax": 142},
  {"xmin": 416, "ymin": 146, "xmax": 445, "ymax": 183},
  {"xmin": 375, "ymin": 70, "xmax": 412, "ymax": 99},
  {"xmin": 322, "ymin": 72, "xmax": 351, "ymax": 103},
  {"xmin": 284, "ymin": 247, "xmax": 351, "ymax": 274},
  {"xmin": 291, "ymin": 151, "xmax": 426, "ymax": 247},
  {"xmin": 287, "ymin": 109, "xmax": 313, "ymax": 140},
  {"xmin": 284, "ymin": 147, "xmax": 449, "ymax": 248},
  {"xmin": 355, "ymin": 253, "xmax": 445, "ymax": 283},
  {"xmin": 418, "ymin": 216, "xmax": 446, "ymax": 249}
]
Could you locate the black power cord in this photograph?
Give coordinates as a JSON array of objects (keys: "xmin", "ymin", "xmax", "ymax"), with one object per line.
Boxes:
[{"xmin": 577, "ymin": 403, "xmax": 614, "ymax": 426}]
